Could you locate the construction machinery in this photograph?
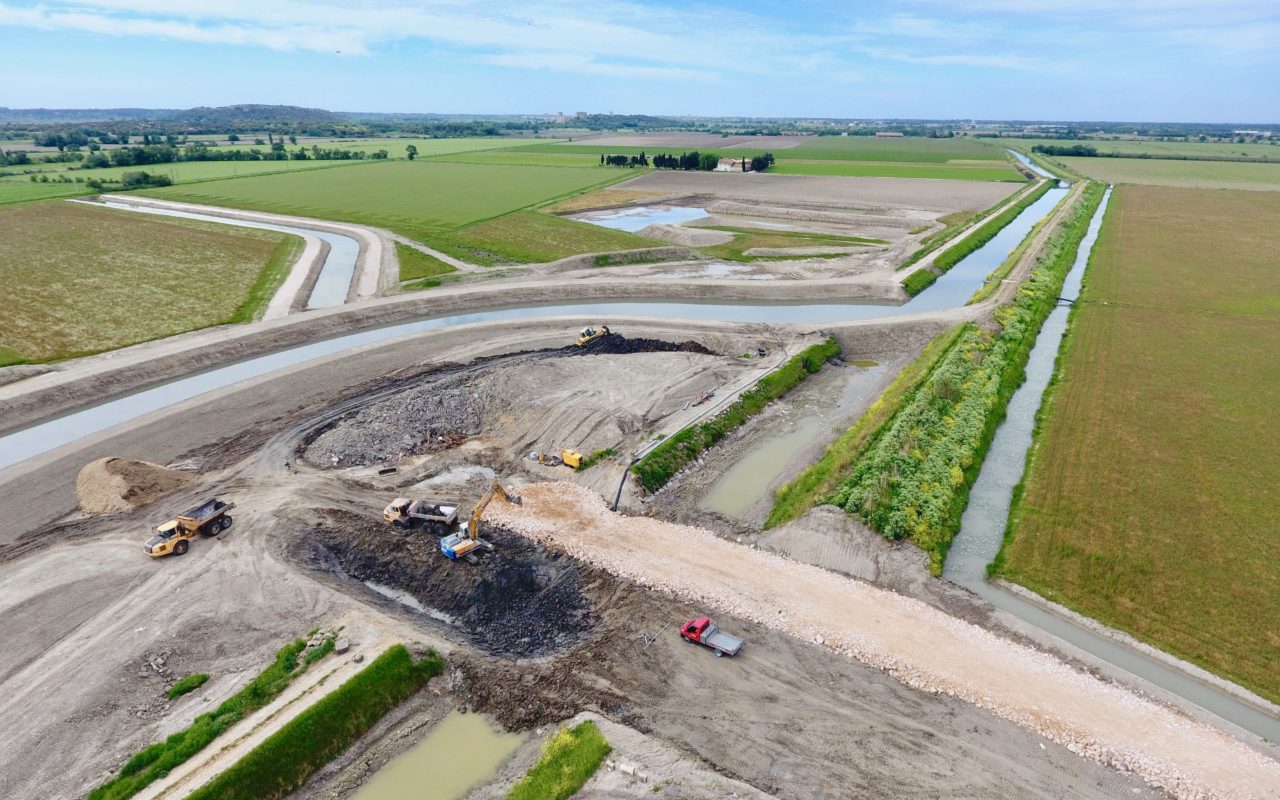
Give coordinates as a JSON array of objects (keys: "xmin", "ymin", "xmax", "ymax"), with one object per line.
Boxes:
[
  {"xmin": 528, "ymin": 448, "xmax": 583, "ymax": 469},
  {"xmin": 383, "ymin": 497, "xmax": 460, "ymax": 535},
  {"xmin": 575, "ymin": 324, "xmax": 609, "ymax": 347},
  {"xmin": 680, "ymin": 616, "xmax": 744, "ymax": 657},
  {"xmin": 145, "ymin": 499, "xmax": 234, "ymax": 558},
  {"xmin": 439, "ymin": 481, "xmax": 521, "ymax": 562}
]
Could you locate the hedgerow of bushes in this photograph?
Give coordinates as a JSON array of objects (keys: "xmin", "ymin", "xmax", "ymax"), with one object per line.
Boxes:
[
  {"xmin": 902, "ymin": 268, "xmax": 939, "ymax": 297},
  {"xmin": 187, "ymin": 645, "xmax": 443, "ymax": 800},
  {"xmin": 631, "ymin": 338, "xmax": 841, "ymax": 492},
  {"xmin": 829, "ymin": 182, "xmax": 1104, "ymax": 573}
]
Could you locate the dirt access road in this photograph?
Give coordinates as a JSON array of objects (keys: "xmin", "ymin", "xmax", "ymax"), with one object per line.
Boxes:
[{"xmin": 492, "ymin": 483, "xmax": 1280, "ymax": 800}]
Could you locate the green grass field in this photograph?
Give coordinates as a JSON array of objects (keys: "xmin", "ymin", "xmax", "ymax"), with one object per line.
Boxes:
[
  {"xmin": 141, "ymin": 160, "xmax": 651, "ymax": 263},
  {"xmin": 0, "ymin": 201, "xmax": 297, "ymax": 361},
  {"xmin": 996, "ymin": 186, "xmax": 1280, "ymax": 703},
  {"xmin": 995, "ymin": 137, "xmax": 1280, "ymax": 160},
  {"xmin": 468, "ymin": 137, "xmax": 1025, "ymax": 181},
  {"xmin": 0, "ymin": 180, "xmax": 93, "ymax": 204},
  {"xmin": 1056, "ymin": 157, "xmax": 1280, "ymax": 190}
]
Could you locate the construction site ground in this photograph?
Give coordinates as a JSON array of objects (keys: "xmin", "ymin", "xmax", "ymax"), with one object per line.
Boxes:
[{"xmin": 1, "ymin": 321, "xmax": 1191, "ymax": 800}]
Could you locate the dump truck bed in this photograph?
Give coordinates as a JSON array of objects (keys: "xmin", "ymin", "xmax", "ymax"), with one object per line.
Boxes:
[
  {"xmin": 178, "ymin": 499, "xmax": 230, "ymax": 525},
  {"xmin": 702, "ymin": 624, "xmax": 744, "ymax": 656}
]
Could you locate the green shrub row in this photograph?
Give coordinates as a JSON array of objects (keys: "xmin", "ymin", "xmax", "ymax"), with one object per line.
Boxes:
[
  {"xmin": 932, "ymin": 179, "xmax": 1055, "ymax": 273},
  {"xmin": 165, "ymin": 673, "xmax": 210, "ymax": 701},
  {"xmin": 828, "ymin": 182, "xmax": 1105, "ymax": 573},
  {"xmin": 902, "ymin": 268, "xmax": 939, "ymax": 297},
  {"xmin": 506, "ymin": 720, "xmax": 611, "ymax": 800},
  {"xmin": 89, "ymin": 638, "xmax": 326, "ymax": 800},
  {"xmin": 631, "ymin": 338, "xmax": 841, "ymax": 492},
  {"xmin": 188, "ymin": 645, "xmax": 443, "ymax": 800}
]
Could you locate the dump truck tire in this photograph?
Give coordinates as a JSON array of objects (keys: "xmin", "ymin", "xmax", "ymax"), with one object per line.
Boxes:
[
  {"xmin": 222, "ymin": 516, "xmax": 233, "ymax": 529},
  {"xmin": 174, "ymin": 540, "xmax": 189, "ymax": 556},
  {"xmin": 206, "ymin": 519, "xmax": 222, "ymax": 536}
]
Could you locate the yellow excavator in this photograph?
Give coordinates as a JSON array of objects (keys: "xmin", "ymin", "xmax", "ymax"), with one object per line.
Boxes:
[
  {"xmin": 575, "ymin": 324, "xmax": 609, "ymax": 347},
  {"xmin": 439, "ymin": 482, "xmax": 522, "ymax": 562}
]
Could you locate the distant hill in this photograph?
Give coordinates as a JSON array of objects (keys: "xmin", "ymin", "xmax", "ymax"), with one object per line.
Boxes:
[{"xmin": 168, "ymin": 104, "xmax": 348, "ymax": 129}]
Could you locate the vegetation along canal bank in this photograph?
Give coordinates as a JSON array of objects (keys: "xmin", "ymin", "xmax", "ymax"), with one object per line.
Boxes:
[{"xmin": 994, "ymin": 185, "xmax": 1280, "ymax": 706}]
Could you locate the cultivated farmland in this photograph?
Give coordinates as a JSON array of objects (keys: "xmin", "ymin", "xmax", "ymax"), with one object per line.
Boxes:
[
  {"xmin": 444, "ymin": 136, "xmax": 1028, "ymax": 181},
  {"xmin": 139, "ymin": 160, "xmax": 654, "ymax": 263},
  {"xmin": 997, "ymin": 185, "xmax": 1280, "ymax": 702},
  {"xmin": 1055, "ymin": 157, "xmax": 1280, "ymax": 190},
  {"xmin": 0, "ymin": 201, "xmax": 298, "ymax": 362},
  {"xmin": 994, "ymin": 137, "xmax": 1280, "ymax": 160}
]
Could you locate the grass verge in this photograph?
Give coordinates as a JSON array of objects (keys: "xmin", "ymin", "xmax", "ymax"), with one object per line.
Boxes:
[
  {"xmin": 506, "ymin": 720, "xmax": 611, "ymax": 800},
  {"xmin": 88, "ymin": 637, "xmax": 330, "ymax": 800},
  {"xmin": 395, "ymin": 241, "xmax": 457, "ymax": 281},
  {"xmin": 165, "ymin": 673, "xmax": 210, "ymax": 701},
  {"xmin": 186, "ymin": 645, "xmax": 443, "ymax": 800},
  {"xmin": 633, "ymin": 338, "xmax": 841, "ymax": 492},
  {"xmin": 765, "ymin": 325, "xmax": 965, "ymax": 529},
  {"xmin": 432, "ymin": 211, "xmax": 659, "ymax": 265},
  {"xmin": 827, "ymin": 183, "xmax": 1104, "ymax": 572},
  {"xmin": 226, "ymin": 234, "xmax": 304, "ymax": 323},
  {"xmin": 930, "ymin": 180, "xmax": 1055, "ymax": 274}
]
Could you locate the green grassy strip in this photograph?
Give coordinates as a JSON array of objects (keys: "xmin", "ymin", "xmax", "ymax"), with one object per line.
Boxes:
[
  {"xmin": 931, "ymin": 180, "xmax": 1055, "ymax": 274},
  {"xmin": 88, "ymin": 638, "xmax": 326, "ymax": 800},
  {"xmin": 225, "ymin": 234, "xmax": 305, "ymax": 324},
  {"xmin": 0, "ymin": 344, "xmax": 29, "ymax": 367},
  {"xmin": 901, "ymin": 268, "xmax": 939, "ymax": 297},
  {"xmin": 576, "ymin": 448, "xmax": 616, "ymax": 471},
  {"xmin": 395, "ymin": 241, "xmax": 457, "ymax": 281},
  {"xmin": 506, "ymin": 720, "xmax": 611, "ymax": 800},
  {"xmin": 165, "ymin": 673, "xmax": 210, "ymax": 701},
  {"xmin": 828, "ymin": 182, "xmax": 1105, "ymax": 573},
  {"xmin": 899, "ymin": 180, "xmax": 1043, "ymax": 271},
  {"xmin": 186, "ymin": 645, "xmax": 442, "ymax": 800},
  {"xmin": 632, "ymin": 338, "xmax": 841, "ymax": 492},
  {"xmin": 766, "ymin": 324, "xmax": 966, "ymax": 529}
]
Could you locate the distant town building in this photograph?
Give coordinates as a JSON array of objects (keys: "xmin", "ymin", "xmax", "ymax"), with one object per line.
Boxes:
[
  {"xmin": 715, "ymin": 157, "xmax": 751, "ymax": 172},
  {"xmin": 875, "ymin": 131, "xmax": 904, "ymax": 138},
  {"xmin": 554, "ymin": 112, "xmax": 567, "ymax": 123}
]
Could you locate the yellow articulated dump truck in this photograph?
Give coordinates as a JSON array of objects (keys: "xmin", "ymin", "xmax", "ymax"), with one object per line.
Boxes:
[{"xmin": 145, "ymin": 498, "xmax": 234, "ymax": 558}]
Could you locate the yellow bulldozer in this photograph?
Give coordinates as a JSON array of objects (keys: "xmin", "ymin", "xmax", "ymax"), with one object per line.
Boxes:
[
  {"xmin": 439, "ymin": 482, "xmax": 521, "ymax": 562},
  {"xmin": 575, "ymin": 325, "xmax": 609, "ymax": 347}
]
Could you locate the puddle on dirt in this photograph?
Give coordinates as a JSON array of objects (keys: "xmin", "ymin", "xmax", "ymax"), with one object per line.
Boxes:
[
  {"xmin": 702, "ymin": 420, "xmax": 824, "ymax": 518},
  {"xmin": 363, "ymin": 580, "xmax": 456, "ymax": 624},
  {"xmin": 663, "ymin": 262, "xmax": 776, "ymax": 281},
  {"xmin": 354, "ymin": 711, "xmax": 525, "ymax": 800},
  {"xmin": 572, "ymin": 205, "xmax": 709, "ymax": 231}
]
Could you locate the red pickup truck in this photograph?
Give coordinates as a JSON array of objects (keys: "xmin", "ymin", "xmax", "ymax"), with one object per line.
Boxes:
[{"xmin": 680, "ymin": 616, "xmax": 744, "ymax": 657}]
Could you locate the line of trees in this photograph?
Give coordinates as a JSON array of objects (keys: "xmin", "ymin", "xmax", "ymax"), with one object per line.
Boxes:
[
  {"xmin": 600, "ymin": 150, "xmax": 776, "ymax": 172},
  {"xmin": 600, "ymin": 153, "xmax": 648, "ymax": 167},
  {"xmin": 651, "ymin": 151, "xmax": 720, "ymax": 170},
  {"xmin": 74, "ymin": 143, "xmax": 388, "ymax": 169}
]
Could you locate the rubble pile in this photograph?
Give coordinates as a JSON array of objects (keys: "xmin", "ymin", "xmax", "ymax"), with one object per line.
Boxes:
[{"xmin": 488, "ymin": 482, "xmax": 1280, "ymax": 800}]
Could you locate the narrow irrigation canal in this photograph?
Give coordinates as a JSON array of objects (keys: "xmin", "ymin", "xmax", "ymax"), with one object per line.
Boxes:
[
  {"xmin": 100, "ymin": 200, "xmax": 360, "ymax": 309},
  {"xmin": 942, "ymin": 187, "xmax": 1280, "ymax": 742}
]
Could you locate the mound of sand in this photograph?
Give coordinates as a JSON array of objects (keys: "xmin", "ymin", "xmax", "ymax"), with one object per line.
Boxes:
[
  {"xmin": 76, "ymin": 457, "xmax": 196, "ymax": 514},
  {"xmin": 635, "ymin": 223, "xmax": 733, "ymax": 247}
]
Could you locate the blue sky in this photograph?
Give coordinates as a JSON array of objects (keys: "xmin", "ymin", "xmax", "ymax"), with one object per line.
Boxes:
[{"xmin": 0, "ymin": 1, "xmax": 1275, "ymax": 122}]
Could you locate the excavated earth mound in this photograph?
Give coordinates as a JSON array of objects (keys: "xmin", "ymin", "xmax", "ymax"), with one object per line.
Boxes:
[
  {"xmin": 634, "ymin": 223, "xmax": 733, "ymax": 247},
  {"xmin": 76, "ymin": 457, "xmax": 196, "ymax": 514},
  {"xmin": 292, "ymin": 509, "xmax": 594, "ymax": 658},
  {"xmin": 574, "ymin": 333, "xmax": 713, "ymax": 356}
]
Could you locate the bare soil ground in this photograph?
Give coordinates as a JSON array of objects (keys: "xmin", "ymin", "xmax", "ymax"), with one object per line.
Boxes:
[
  {"xmin": 617, "ymin": 171, "xmax": 1017, "ymax": 213},
  {"xmin": 0, "ymin": 329, "xmax": 1178, "ymax": 800},
  {"xmin": 490, "ymin": 483, "xmax": 1280, "ymax": 800}
]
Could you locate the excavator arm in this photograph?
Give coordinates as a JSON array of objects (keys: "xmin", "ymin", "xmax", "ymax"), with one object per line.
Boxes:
[{"xmin": 467, "ymin": 482, "xmax": 522, "ymax": 541}]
